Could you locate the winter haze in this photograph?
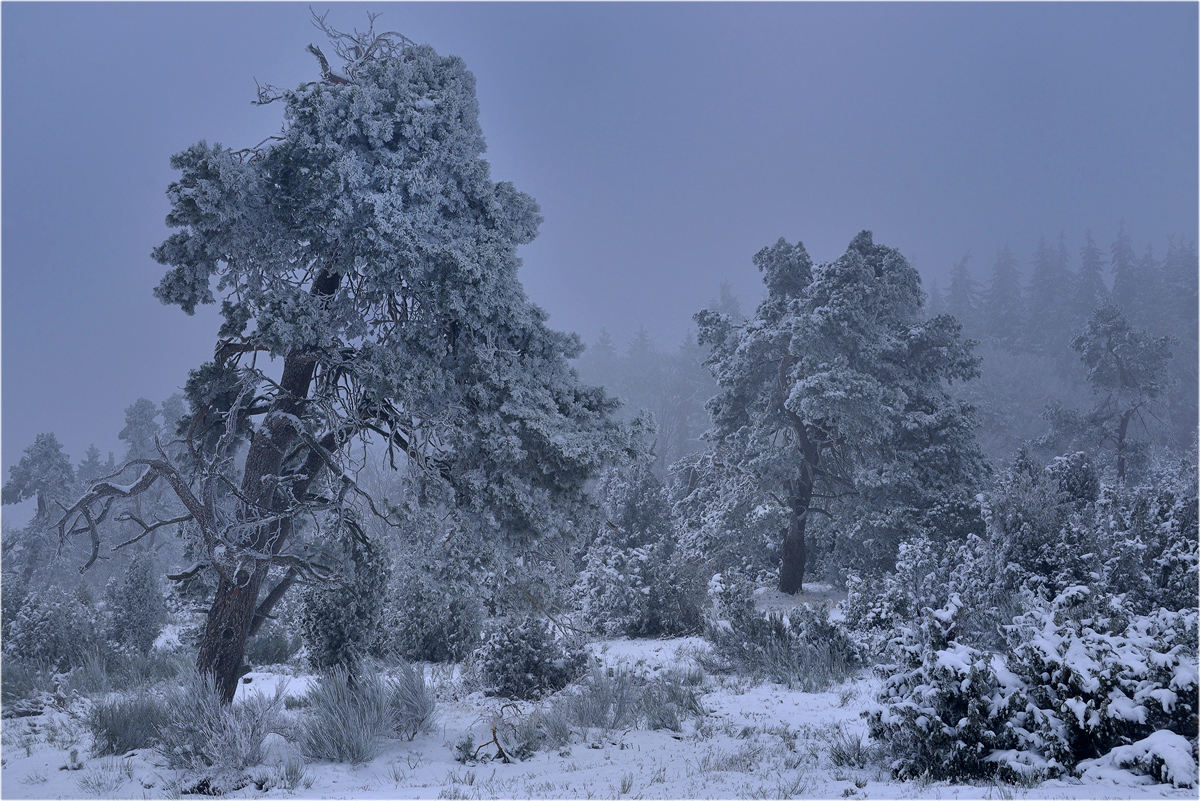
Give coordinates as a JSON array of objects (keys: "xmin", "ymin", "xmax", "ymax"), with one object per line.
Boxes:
[
  {"xmin": 2, "ymin": 4, "xmax": 1198, "ymax": 798},
  {"xmin": 3, "ymin": 2, "xmax": 1195, "ymax": 515}
]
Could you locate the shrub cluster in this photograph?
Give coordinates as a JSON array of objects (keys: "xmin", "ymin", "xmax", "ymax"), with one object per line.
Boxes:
[
  {"xmin": 4, "ymin": 584, "xmax": 102, "ymax": 672},
  {"xmin": 155, "ymin": 668, "xmax": 288, "ymax": 790},
  {"xmin": 866, "ymin": 589, "xmax": 1198, "ymax": 787},
  {"xmin": 244, "ymin": 618, "xmax": 302, "ymax": 668},
  {"xmin": 300, "ymin": 663, "xmax": 437, "ymax": 763},
  {"xmin": 87, "ymin": 694, "xmax": 166, "ymax": 756},
  {"xmin": 475, "ymin": 613, "xmax": 588, "ymax": 700},
  {"xmin": 105, "ymin": 551, "xmax": 166, "ymax": 656},
  {"xmin": 704, "ymin": 571, "xmax": 859, "ymax": 691},
  {"xmin": 378, "ymin": 541, "xmax": 484, "ymax": 664},
  {"xmin": 299, "ymin": 532, "xmax": 391, "ymax": 672},
  {"xmin": 577, "ymin": 461, "xmax": 705, "ymax": 638},
  {"xmin": 459, "ymin": 665, "xmax": 706, "ymax": 764}
]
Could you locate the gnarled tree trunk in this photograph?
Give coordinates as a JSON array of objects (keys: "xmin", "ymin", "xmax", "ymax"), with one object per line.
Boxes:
[{"xmin": 196, "ymin": 270, "xmax": 340, "ymax": 703}]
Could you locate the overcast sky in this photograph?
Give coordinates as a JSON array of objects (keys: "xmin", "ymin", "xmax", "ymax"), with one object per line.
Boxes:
[{"xmin": 3, "ymin": 2, "xmax": 1196, "ymax": 524}]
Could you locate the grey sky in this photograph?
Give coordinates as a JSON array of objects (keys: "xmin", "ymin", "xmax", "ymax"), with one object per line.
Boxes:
[{"xmin": 3, "ymin": 2, "xmax": 1196, "ymax": 524}]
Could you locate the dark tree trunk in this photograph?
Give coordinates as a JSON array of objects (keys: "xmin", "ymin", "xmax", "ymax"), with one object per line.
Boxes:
[
  {"xmin": 197, "ymin": 567, "xmax": 268, "ymax": 702},
  {"xmin": 1116, "ymin": 408, "xmax": 1134, "ymax": 484},
  {"xmin": 196, "ymin": 269, "xmax": 341, "ymax": 703},
  {"xmin": 778, "ymin": 476, "xmax": 814, "ymax": 596},
  {"xmin": 778, "ymin": 506, "xmax": 807, "ymax": 595}
]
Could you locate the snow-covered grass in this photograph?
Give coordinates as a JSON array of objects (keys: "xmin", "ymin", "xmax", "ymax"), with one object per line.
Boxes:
[{"xmin": 1, "ymin": 636, "xmax": 1195, "ymax": 799}]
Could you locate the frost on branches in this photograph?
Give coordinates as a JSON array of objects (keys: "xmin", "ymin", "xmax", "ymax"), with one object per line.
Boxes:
[{"xmin": 56, "ymin": 25, "xmax": 630, "ymax": 701}]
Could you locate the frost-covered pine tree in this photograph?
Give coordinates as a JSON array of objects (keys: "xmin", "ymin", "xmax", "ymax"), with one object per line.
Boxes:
[
  {"xmin": 106, "ymin": 550, "xmax": 166, "ymax": 656},
  {"xmin": 1044, "ymin": 300, "xmax": 1175, "ymax": 482},
  {"xmin": 58, "ymin": 15, "xmax": 628, "ymax": 702},
  {"xmin": 2, "ymin": 433, "xmax": 78, "ymax": 581},
  {"xmin": 693, "ymin": 232, "xmax": 984, "ymax": 594}
]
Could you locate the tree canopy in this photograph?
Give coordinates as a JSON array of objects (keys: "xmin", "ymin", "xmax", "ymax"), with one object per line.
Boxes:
[
  {"xmin": 58, "ymin": 25, "xmax": 629, "ymax": 701},
  {"xmin": 694, "ymin": 232, "xmax": 985, "ymax": 593}
]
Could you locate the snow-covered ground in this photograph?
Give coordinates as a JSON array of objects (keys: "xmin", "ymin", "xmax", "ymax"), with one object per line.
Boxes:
[{"xmin": 1, "ymin": 636, "xmax": 1193, "ymax": 799}]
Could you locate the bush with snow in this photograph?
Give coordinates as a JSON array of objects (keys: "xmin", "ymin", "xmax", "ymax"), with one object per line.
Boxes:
[
  {"xmin": 3, "ymin": 584, "xmax": 103, "ymax": 672},
  {"xmin": 475, "ymin": 613, "xmax": 588, "ymax": 700},
  {"xmin": 244, "ymin": 618, "xmax": 302, "ymax": 668},
  {"xmin": 301, "ymin": 666, "xmax": 396, "ymax": 764},
  {"xmin": 867, "ymin": 587, "xmax": 1199, "ymax": 786},
  {"xmin": 105, "ymin": 551, "xmax": 166, "ymax": 657},
  {"xmin": 865, "ymin": 594, "xmax": 1039, "ymax": 782},
  {"xmin": 704, "ymin": 571, "xmax": 859, "ymax": 690},
  {"xmin": 378, "ymin": 537, "xmax": 484, "ymax": 664},
  {"xmin": 156, "ymin": 667, "xmax": 288, "ymax": 791},
  {"xmin": 298, "ymin": 532, "xmax": 391, "ymax": 673},
  {"xmin": 1008, "ymin": 587, "xmax": 1198, "ymax": 769},
  {"xmin": 1078, "ymin": 730, "xmax": 1198, "ymax": 788},
  {"xmin": 577, "ymin": 460, "xmax": 704, "ymax": 638}
]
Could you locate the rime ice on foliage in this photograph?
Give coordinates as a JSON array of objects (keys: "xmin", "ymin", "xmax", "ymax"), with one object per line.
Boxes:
[
  {"xmin": 577, "ymin": 458, "xmax": 703, "ymax": 638},
  {"xmin": 52, "ymin": 29, "xmax": 633, "ymax": 699},
  {"xmin": 691, "ymin": 232, "xmax": 985, "ymax": 593}
]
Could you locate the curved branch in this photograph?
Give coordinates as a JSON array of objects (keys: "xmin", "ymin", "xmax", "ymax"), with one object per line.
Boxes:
[{"xmin": 112, "ymin": 513, "xmax": 194, "ymax": 552}]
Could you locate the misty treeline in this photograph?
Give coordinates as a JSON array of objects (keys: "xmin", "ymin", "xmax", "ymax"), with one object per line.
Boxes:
[{"xmin": 1, "ymin": 14, "xmax": 1196, "ymax": 789}]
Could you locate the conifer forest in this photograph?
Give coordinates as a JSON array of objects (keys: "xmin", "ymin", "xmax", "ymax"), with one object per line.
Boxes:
[{"xmin": 2, "ymin": 5, "xmax": 1197, "ymax": 799}]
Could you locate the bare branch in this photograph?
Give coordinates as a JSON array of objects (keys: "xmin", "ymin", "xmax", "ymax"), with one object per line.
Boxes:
[{"xmin": 112, "ymin": 513, "xmax": 194, "ymax": 552}]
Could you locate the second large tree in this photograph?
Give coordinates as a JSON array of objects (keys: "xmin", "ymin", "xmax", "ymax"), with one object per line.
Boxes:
[{"xmin": 697, "ymin": 232, "xmax": 984, "ymax": 594}]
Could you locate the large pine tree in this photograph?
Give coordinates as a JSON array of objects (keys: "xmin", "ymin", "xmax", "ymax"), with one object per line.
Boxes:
[
  {"xmin": 58, "ymin": 22, "xmax": 628, "ymax": 701},
  {"xmin": 695, "ymin": 233, "xmax": 984, "ymax": 594}
]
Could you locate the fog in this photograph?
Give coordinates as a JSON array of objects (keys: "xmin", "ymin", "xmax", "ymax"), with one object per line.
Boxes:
[{"xmin": 3, "ymin": 2, "xmax": 1196, "ymax": 523}]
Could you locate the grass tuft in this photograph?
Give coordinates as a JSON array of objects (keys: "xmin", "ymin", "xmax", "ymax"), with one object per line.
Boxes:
[{"xmin": 87, "ymin": 694, "xmax": 165, "ymax": 756}]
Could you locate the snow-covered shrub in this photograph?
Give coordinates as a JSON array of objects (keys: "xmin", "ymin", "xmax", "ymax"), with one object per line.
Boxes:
[
  {"xmin": 545, "ymin": 664, "xmax": 704, "ymax": 735},
  {"xmin": 105, "ymin": 551, "xmax": 165, "ymax": 656},
  {"xmin": 1007, "ymin": 587, "xmax": 1198, "ymax": 768},
  {"xmin": 299, "ymin": 532, "xmax": 391, "ymax": 673},
  {"xmin": 577, "ymin": 538, "xmax": 704, "ymax": 639},
  {"xmin": 578, "ymin": 460, "xmax": 704, "ymax": 638},
  {"xmin": 554, "ymin": 663, "xmax": 641, "ymax": 730},
  {"xmin": 157, "ymin": 667, "xmax": 287, "ymax": 788},
  {"xmin": 388, "ymin": 662, "xmax": 437, "ymax": 740},
  {"xmin": 1077, "ymin": 730, "xmax": 1198, "ymax": 789},
  {"xmin": 638, "ymin": 670, "xmax": 707, "ymax": 731},
  {"xmin": 704, "ymin": 572, "xmax": 859, "ymax": 690},
  {"xmin": 475, "ymin": 614, "xmax": 588, "ymax": 700},
  {"xmin": 1098, "ymin": 459, "xmax": 1199, "ymax": 615},
  {"xmin": 868, "ymin": 586, "xmax": 1199, "ymax": 785},
  {"xmin": 87, "ymin": 693, "xmax": 166, "ymax": 756},
  {"xmin": 4, "ymin": 584, "xmax": 103, "ymax": 672},
  {"xmin": 865, "ymin": 594, "xmax": 1039, "ymax": 782},
  {"xmin": 301, "ymin": 666, "xmax": 395, "ymax": 764},
  {"xmin": 983, "ymin": 448, "xmax": 1102, "ymax": 600},
  {"xmin": 0, "ymin": 657, "xmax": 56, "ymax": 717},
  {"xmin": 378, "ymin": 538, "xmax": 484, "ymax": 664},
  {"xmin": 1, "ymin": 571, "xmax": 29, "ymax": 642}
]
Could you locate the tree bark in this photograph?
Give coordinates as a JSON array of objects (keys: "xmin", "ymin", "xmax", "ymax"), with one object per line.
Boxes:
[
  {"xmin": 196, "ymin": 269, "xmax": 341, "ymax": 703},
  {"xmin": 778, "ymin": 477, "xmax": 814, "ymax": 596},
  {"xmin": 778, "ymin": 508, "xmax": 807, "ymax": 595},
  {"xmin": 1115, "ymin": 408, "xmax": 1135, "ymax": 484}
]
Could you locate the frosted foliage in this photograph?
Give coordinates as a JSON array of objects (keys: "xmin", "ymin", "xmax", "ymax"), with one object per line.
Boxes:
[
  {"xmin": 692, "ymin": 232, "xmax": 984, "ymax": 585},
  {"xmin": 106, "ymin": 551, "xmax": 166, "ymax": 656},
  {"xmin": 577, "ymin": 462, "xmax": 703, "ymax": 638},
  {"xmin": 868, "ymin": 588, "xmax": 1199, "ymax": 786},
  {"xmin": 3, "ymin": 585, "xmax": 102, "ymax": 672},
  {"xmin": 145, "ymin": 41, "xmax": 629, "ymax": 605},
  {"xmin": 299, "ymin": 533, "xmax": 391, "ymax": 672},
  {"xmin": 475, "ymin": 614, "xmax": 588, "ymax": 700}
]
